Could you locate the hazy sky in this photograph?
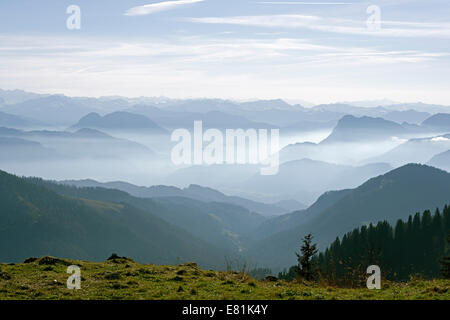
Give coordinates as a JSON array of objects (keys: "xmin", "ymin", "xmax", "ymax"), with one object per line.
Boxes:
[{"xmin": 0, "ymin": 0, "xmax": 449, "ymax": 104}]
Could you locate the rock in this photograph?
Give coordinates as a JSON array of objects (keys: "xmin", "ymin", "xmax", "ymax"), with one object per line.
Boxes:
[
  {"xmin": 265, "ymin": 276, "xmax": 278, "ymax": 282},
  {"xmin": 182, "ymin": 262, "xmax": 198, "ymax": 268},
  {"xmin": 107, "ymin": 253, "xmax": 134, "ymax": 263},
  {"xmin": 23, "ymin": 257, "xmax": 38, "ymax": 264},
  {"xmin": 38, "ymin": 256, "xmax": 70, "ymax": 266}
]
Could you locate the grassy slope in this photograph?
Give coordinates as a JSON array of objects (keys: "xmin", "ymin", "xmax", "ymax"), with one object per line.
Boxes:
[{"xmin": 0, "ymin": 257, "xmax": 448, "ymax": 300}]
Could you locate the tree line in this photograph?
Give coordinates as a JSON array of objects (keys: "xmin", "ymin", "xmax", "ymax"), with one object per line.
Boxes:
[{"xmin": 279, "ymin": 205, "xmax": 450, "ymax": 285}]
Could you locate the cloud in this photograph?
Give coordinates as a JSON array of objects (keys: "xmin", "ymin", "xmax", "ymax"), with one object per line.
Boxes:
[
  {"xmin": 1, "ymin": 35, "xmax": 449, "ymax": 104},
  {"xmin": 125, "ymin": 0, "xmax": 205, "ymax": 16},
  {"xmin": 187, "ymin": 14, "xmax": 450, "ymax": 38},
  {"xmin": 431, "ymin": 137, "xmax": 450, "ymax": 142},
  {"xmin": 257, "ymin": 1, "xmax": 353, "ymax": 4}
]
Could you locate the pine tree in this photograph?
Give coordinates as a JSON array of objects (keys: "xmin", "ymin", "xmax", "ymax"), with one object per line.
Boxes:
[
  {"xmin": 441, "ymin": 235, "xmax": 450, "ymax": 279},
  {"xmin": 295, "ymin": 234, "xmax": 318, "ymax": 281},
  {"xmin": 314, "ymin": 206, "xmax": 449, "ymax": 281}
]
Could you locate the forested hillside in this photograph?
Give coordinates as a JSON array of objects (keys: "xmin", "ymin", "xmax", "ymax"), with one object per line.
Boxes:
[
  {"xmin": 250, "ymin": 164, "xmax": 450, "ymax": 269},
  {"xmin": 0, "ymin": 170, "xmax": 225, "ymax": 268},
  {"xmin": 317, "ymin": 206, "xmax": 450, "ymax": 282}
]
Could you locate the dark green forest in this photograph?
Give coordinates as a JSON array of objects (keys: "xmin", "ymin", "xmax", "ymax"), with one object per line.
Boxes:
[
  {"xmin": 285, "ymin": 206, "xmax": 450, "ymax": 284},
  {"xmin": 318, "ymin": 206, "xmax": 450, "ymax": 281}
]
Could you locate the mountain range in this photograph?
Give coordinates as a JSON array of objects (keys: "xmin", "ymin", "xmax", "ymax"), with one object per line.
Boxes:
[
  {"xmin": 2, "ymin": 95, "xmax": 98, "ymax": 126},
  {"xmin": 2, "ymin": 89, "xmax": 449, "ymax": 132},
  {"xmin": 1, "ymin": 89, "xmax": 450, "ymax": 272},
  {"xmin": 0, "ymin": 126, "xmax": 154, "ymax": 160},
  {"xmin": 366, "ymin": 134, "xmax": 450, "ymax": 167},
  {"xmin": 60, "ymin": 179, "xmax": 304, "ymax": 216},
  {"xmin": 240, "ymin": 159, "xmax": 392, "ymax": 204},
  {"xmin": 2, "ymin": 163, "xmax": 449, "ymax": 271},
  {"xmin": 72, "ymin": 112, "xmax": 168, "ymax": 134},
  {"xmin": 320, "ymin": 115, "xmax": 409, "ymax": 144}
]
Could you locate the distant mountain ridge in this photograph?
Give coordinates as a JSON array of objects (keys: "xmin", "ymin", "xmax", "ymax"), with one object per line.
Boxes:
[
  {"xmin": 127, "ymin": 105, "xmax": 278, "ymax": 130},
  {"xmin": 31, "ymin": 176, "xmax": 268, "ymax": 254},
  {"xmin": 0, "ymin": 126, "xmax": 154, "ymax": 160},
  {"xmin": 428, "ymin": 149, "xmax": 450, "ymax": 171},
  {"xmin": 72, "ymin": 111, "xmax": 168, "ymax": 134},
  {"xmin": 60, "ymin": 179, "xmax": 302, "ymax": 216},
  {"xmin": 422, "ymin": 113, "xmax": 450, "ymax": 131},
  {"xmin": 2, "ymin": 95, "xmax": 98, "ymax": 126},
  {"xmin": 1, "ymin": 163, "xmax": 450, "ymax": 270},
  {"xmin": 0, "ymin": 88, "xmax": 49, "ymax": 104},
  {"xmin": 382, "ymin": 109, "xmax": 431, "ymax": 124},
  {"xmin": 366, "ymin": 134, "xmax": 450, "ymax": 167},
  {"xmin": 0, "ymin": 111, "xmax": 42, "ymax": 128},
  {"xmin": 320, "ymin": 115, "xmax": 408, "ymax": 144},
  {"xmin": 2, "ymin": 89, "xmax": 449, "ymax": 132},
  {"xmin": 241, "ymin": 158, "xmax": 392, "ymax": 204}
]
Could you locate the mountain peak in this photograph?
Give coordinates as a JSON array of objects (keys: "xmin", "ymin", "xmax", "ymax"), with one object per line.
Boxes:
[
  {"xmin": 73, "ymin": 111, "xmax": 167, "ymax": 133},
  {"xmin": 422, "ymin": 113, "xmax": 450, "ymax": 130},
  {"xmin": 321, "ymin": 115, "xmax": 406, "ymax": 144},
  {"xmin": 386, "ymin": 163, "xmax": 447, "ymax": 176},
  {"xmin": 358, "ymin": 163, "xmax": 449, "ymax": 193}
]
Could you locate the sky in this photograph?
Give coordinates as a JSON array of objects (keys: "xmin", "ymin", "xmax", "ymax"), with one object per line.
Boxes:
[{"xmin": 0, "ymin": 0, "xmax": 449, "ymax": 105}]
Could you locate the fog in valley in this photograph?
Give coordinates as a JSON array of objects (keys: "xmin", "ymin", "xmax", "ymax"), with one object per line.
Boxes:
[{"xmin": 1, "ymin": 92, "xmax": 450, "ymax": 207}]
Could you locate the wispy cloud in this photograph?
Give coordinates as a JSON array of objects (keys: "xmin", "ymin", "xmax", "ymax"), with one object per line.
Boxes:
[
  {"xmin": 187, "ymin": 14, "xmax": 450, "ymax": 38},
  {"xmin": 257, "ymin": 1, "xmax": 353, "ymax": 4},
  {"xmin": 1, "ymin": 34, "xmax": 449, "ymax": 104},
  {"xmin": 125, "ymin": 0, "xmax": 205, "ymax": 16}
]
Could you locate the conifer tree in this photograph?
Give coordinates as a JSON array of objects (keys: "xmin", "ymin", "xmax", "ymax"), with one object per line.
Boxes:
[
  {"xmin": 315, "ymin": 206, "xmax": 450, "ymax": 281},
  {"xmin": 441, "ymin": 235, "xmax": 450, "ymax": 279},
  {"xmin": 296, "ymin": 234, "xmax": 318, "ymax": 281}
]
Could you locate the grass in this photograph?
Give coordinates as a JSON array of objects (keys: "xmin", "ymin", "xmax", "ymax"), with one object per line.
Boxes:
[{"xmin": 0, "ymin": 256, "xmax": 448, "ymax": 300}]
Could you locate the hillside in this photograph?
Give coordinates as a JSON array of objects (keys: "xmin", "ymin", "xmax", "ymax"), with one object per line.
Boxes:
[
  {"xmin": 366, "ymin": 134, "xmax": 450, "ymax": 167},
  {"xmin": 254, "ymin": 189, "xmax": 352, "ymax": 240},
  {"xmin": 242, "ymin": 159, "xmax": 391, "ymax": 204},
  {"xmin": 0, "ymin": 256, "xmax": 448, "ymax": 300},
  {"xmin": 60, "ymin": 180, "xmax": 298, "ymax": 216},
  {"xmin": 422, "ymin": 113, "xmax": 450, "ymax": 131},
  {"xmin": 0, "ymin": 170, "xmax": 224, "ymax": 268},
  {"xmin": 250, "ymin": 164, "xmax": 450, "ymax": 268},
  {"xmin": 0, "ymin": 111, "xmax": 39, "ymax": 128},
  {"xmin": 428, "ymin": 150, "xmax": 450, "ymax": 171},
  {"xmin": 28, "ymin": 175, "xmax": 267, "ymax": 254}
]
